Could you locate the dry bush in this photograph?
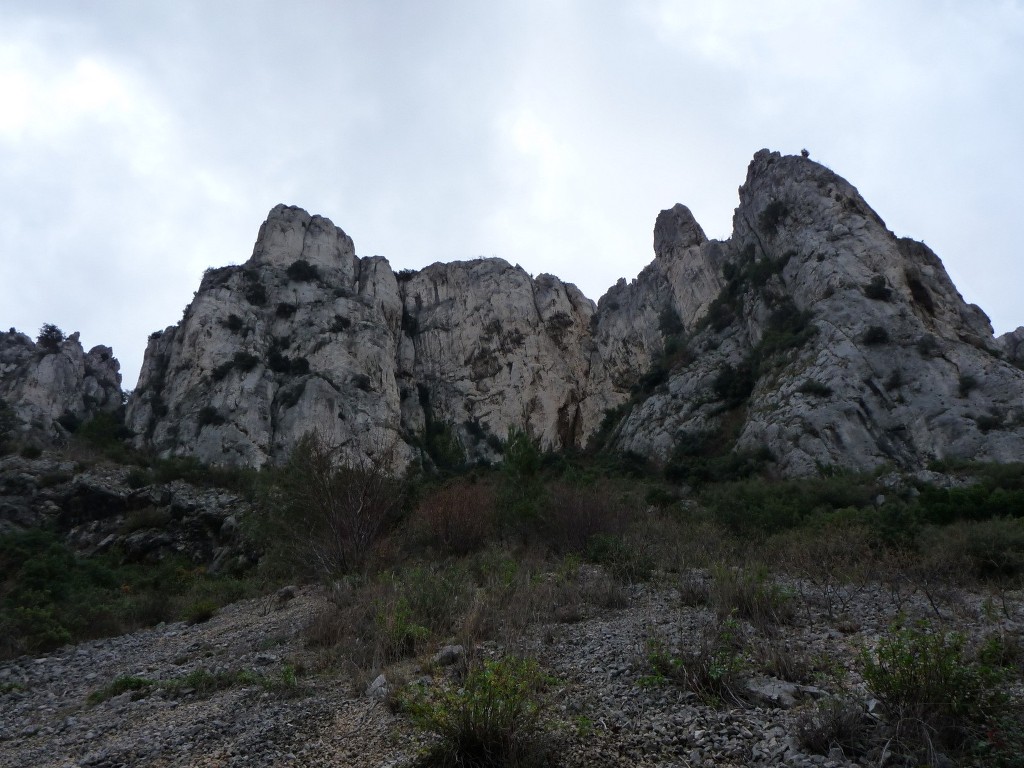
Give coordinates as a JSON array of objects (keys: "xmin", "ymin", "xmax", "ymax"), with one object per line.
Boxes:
[
  {"xmin": 750, "ymin": 636, "xmax": 813, "ymax": 684},
  {"xmin": 305, "ymin": 564, "xmax": 474, "ymax": 677},
  {"xmin": 540, "ymin": 481, "xmax": 632, "ymax": 555},
  {"xmin": 778, "ymin": 523, "xmax": 877, "ymax": 619},
  {"xmin": 412, "ymin": 480, "xmax": 497, "ymax": 556},
  {"xmin": 796, "ymin": 698, "xmax": 873, "ymax": 758},
  {"xmin": 710, "ymin": 563, "xmax": 796, "ymax": 630},
  {"xmin": 267, "ymin": 431, "xmax": 405, "ymax": 577}
]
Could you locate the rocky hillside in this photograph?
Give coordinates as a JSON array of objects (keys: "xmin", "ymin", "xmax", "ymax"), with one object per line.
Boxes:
[{"xmin": 8, "ymin": 149, "xmax": 1021, "ymax": 476}]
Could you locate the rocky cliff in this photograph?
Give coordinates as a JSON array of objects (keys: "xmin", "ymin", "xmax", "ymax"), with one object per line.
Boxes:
[
  {"xmin": 610, "ymin": 150, "xmax": 1024, "ymax": 475},
  {"xmin": 118, "ymin": 151, "xmax": 1024, "ymax": 475},
  {"xmin": 0, "ymin": 328, "xmax": 122, "ymax": 443}
]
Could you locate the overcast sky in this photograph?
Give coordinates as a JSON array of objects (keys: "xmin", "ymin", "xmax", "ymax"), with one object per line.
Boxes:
[{"xmin": 2, "ymin": 1, "xmax": 1022, "ymax": 389}]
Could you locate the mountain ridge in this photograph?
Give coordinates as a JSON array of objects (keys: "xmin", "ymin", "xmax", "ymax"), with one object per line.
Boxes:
[{"xmin": 4, "ymin": 149, "xmax": 1023, "ymax": 475}]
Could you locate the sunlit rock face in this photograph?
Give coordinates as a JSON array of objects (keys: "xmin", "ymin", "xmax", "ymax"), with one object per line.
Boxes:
[
  {"xmin": 126, "ymin": 152, "xmax": 1024, "ymax": 475},
  {"xmin": 0, "ymin": 329, "xmax": 122, "ymax": 440}
]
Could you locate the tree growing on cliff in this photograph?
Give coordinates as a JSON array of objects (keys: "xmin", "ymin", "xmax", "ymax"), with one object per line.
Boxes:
[{"xmin": 36, "ymin": 324, "xmax": 65, "ymax": 353}]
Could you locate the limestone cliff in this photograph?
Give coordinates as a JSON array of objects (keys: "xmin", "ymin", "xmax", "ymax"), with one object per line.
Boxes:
[
  {"xmin": 122, "ymin": 152, "xmax": 1024, "ymax": 475},
  {"xmin": 0, "ymin": 329, "xmax": 122, "ymax": 442},
  {"xmin": 610, "ymin": 150, "xmax": 1024, "ymax": 475}
]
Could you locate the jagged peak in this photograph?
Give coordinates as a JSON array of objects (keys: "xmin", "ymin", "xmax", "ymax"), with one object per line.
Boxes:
[
  {"xmin": 248, "ymin": 203, "xmax": 356, "ymax": 273},
  {"xmin": 653, "ymin": 203, "xmax": 707, "ymax": 258}
]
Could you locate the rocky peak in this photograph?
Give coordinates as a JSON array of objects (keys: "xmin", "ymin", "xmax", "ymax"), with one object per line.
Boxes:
[
  {"xmin": 610, "ymin": 150, "xmax": 1024, "ymax": 475},
  {"xmin": 654, "ymin": 203, "xmax": 707, "ymax": 255},
  {"xmin": 248, "ymin": 204, "xmax": 359, "ymax": 284},
  {"xmin": 122, "ymin": 150, "xmax": 1024, "ymax": 476},
  {"xmin": 0, "ymin": 328, "xmax": 123, "ymax": 442}
]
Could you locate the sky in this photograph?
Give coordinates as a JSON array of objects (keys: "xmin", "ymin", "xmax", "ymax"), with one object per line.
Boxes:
[{"xmin": 2, "ymin": 1, "xmax": 1022, "ymax": 390}]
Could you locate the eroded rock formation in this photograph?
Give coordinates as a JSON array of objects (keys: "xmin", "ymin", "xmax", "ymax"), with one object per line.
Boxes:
[
  {"xmin": 109, "ymin": 151, "xmax": 1024, "ymax": 474},
  {"xmin": 0, "ymin": 329, "xmax": 122, "ymax": 442}
]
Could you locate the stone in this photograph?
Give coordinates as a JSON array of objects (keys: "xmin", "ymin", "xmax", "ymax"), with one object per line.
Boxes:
[
  {"xmin": 365, "ymin": 673, "xmax": 388, "ymax": 699},
  {"xmin": 0, "ymin": 329, "xmax": 122, "ymax": 443},
  {"xmin": 431, "ymin": 644, "xmax": 465, "ymax": 667}
]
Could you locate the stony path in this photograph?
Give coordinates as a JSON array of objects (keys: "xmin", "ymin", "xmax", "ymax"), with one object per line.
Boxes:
[{"xmin": 1, "ymin": 575, "xmax": 1021, "ymax": 767}]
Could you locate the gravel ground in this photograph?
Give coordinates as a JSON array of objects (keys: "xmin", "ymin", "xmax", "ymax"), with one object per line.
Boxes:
[{"xmin": 1, "ymin": 572, "xmax": 1021, "ymax": 768}]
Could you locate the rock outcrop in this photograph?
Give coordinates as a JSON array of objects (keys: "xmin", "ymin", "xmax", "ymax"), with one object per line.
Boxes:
[
  {"xmin": 0, "ymin": 329, "xmax": 123, "ymax": 443},
  {"xmin": 123, "ymin": 152, "xmax": 1024, "ymax": 475},
  {"xmin": 611, "ymin": 150, "xmax": 1024, "ymax": 475}
]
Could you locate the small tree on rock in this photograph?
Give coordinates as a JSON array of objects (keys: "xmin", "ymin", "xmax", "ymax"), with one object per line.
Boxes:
[{"xmin": 37, "ymin": 324, "xmax": 65, "ymax": 353}]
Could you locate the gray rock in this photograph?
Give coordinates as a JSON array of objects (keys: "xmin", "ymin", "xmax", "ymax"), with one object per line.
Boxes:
[
  {"xmin": 119, "ymin": 150, "xmax": 1024, "ymax": 476},
  {"xmin": 0, "ymin": 329, "xmax": 122, "ymax": 443},
  {"xmin": 365, "ymin": 673, "xmax": 388, "ymax": 699},
  {"xmin": 431, "ymin": 644, "xmax": 465, "ymax": 667}
]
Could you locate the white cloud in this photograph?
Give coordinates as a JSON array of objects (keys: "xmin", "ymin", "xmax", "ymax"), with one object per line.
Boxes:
[{"xmin": 1, "ymin": 0, "xmax": 1022, "ymax": 391}]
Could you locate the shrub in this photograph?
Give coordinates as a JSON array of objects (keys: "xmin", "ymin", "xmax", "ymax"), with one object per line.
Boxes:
[
  {"xmin": 647, "ymin": 614, "xmax": 748, "ymax": 706},
  {"xmin": 959, "ymin": 373, "xmax": 978, "ymax": 397},
  {"xmin": 797, "ymin": 698, "xmax": 873, "ymax": 758},
  {"xmin": 275, "ymin": 302, "xmax": 297, "ymax": 318},
  {"xmin": 225, "ymin": 314, "xmax": 245, "ymax": 333},
  {"xmin": 758, "ymin": 200, "xmax": 789, "ymax": 235},
  {"xmin": 184, "ymin": 599, "xmax": 217, "ymax": 624},
  {"xmin": 266, "ymin": 432, "xmax": 405, "ymax": 576},
  {"xmin": 76, "ymin": 412, "xmax": 133, "ymax": 448},
  {"xmin": 243, "ymin": 279, "xmax": 267, "ymax": 307},
  {"xmin": 861, "ymin": 620, "xmax": 1005, "ymax": 756},
  {"xmin": 0, "ymin": 398, "xmax": 18, "ymax": 453},
  {"xmin": 197, "ymin": 406, "xmax": 225, "ymax": 427},
  {"xmin": 286, "ymin": 259, "xmax": 319, "ymax": 282},
  {"xmin": 713, "ymin": 361, "xmax": 757, "ymax": 408},
  {"xmin": 540, "ymin": 482, "xmax": 631, "ymax": 555},
  {"xmin": 862, "ymin": 326, "xmax": 890, "ymax": 345},
  {"xmin": 797, "ymin": 379, "xmax": 832, "ymax": 397},
  {"xmin": 233, "ymin": 351, "xmax": 260, "ymax": 372},
  {"xmin": 414, "ymin": 481, "xmax": 497, "ymax": 556},
  {"xmin": 710, "ymin": 564, "xmax": 795, "ymax": 629},
  {"xmin": 863, "ymin": 275, "xmax": 892, "ymax": 301},
  {"xmin": 37, "ymin": 323, "xmax": 65, "ymax": 353},
  {"xmin": 401, "ymin": 657, "xmax": 550, "ymax": 768}
]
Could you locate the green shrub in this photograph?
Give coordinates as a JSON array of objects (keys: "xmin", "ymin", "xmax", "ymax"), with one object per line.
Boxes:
[
  {"xmin": 646, "ymin": 614, "xmax": 747, "ymax": 706},
  {"xmin": 87, "ymin": 675, "xmax": 156, "ymax": 704},
  {"xmin": 758, "ymin": 200, "xmax": 789, "ymax": 235},
  {"xmin": 242, "ymin": 275, "xmax": 267, "ymax": 306},
  {"xmin": 401, "ymin": 657, "xmax": 550, "ymax": 768},
  {"xmin": 37, "ymin": 323, "xmax": 65, "ymax": 352},
  {"xmin": 713, "ymin": 361, "xmax": 757, "ymax": 408},
  {"xmin": 233, "ymin": 351, "xmax": 260, "ymax": 372},
  {"xmin": 197, "ymin": 406, "xmax": 225, "ymax": 427},
  {"xmin": 710, "ymin": 564, "xmax": 795, "ymax": 628},
  {"xmin": 862, "ymin": 326, "xmax": 890, "ymax": 345},
  {"xmin": 797, "ymin": 379, "xmax": 832, "ymax": 397},
  {"xmin": 959, "ymin": 373, "xmax": 979, "ymax": 397},
  {"xmin": 863, "ymin": 275, "xmax": 892, "ymax": 301},
  {"xmin": 76, "ymin": 412, "xmax": 133, "ymax": 448},
  {"xmin": 861, "ymin": 620, "xmax": 1006, "ymax": 756},
  {"xmin": 286, "ymin": 259, "xmax": 319, "ymax": 282},
  {"xmin": 184, "ymin": 599, "xmax": 217, "ymax": 624}
]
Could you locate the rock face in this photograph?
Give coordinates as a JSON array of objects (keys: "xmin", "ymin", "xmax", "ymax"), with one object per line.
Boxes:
[
  {"xmin": 0, "ymin": 329, "xmax": 123, "ymax": 442},
  {"xmin": 126, "ymin": 205, "xmax": 613, "ymax": 468},
  {"xmin": 125, "ymin": 153, "xmax": 1024, "ymax": 475},
  {"xmin": 611, "ymin": 150, "xmax": 1024, "ymax": 475}
]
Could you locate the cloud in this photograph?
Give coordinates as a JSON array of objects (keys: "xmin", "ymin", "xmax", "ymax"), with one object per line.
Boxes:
[{"xmin": 1, "ymin": 0, "xmax": 1022, "ymax": 392}]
